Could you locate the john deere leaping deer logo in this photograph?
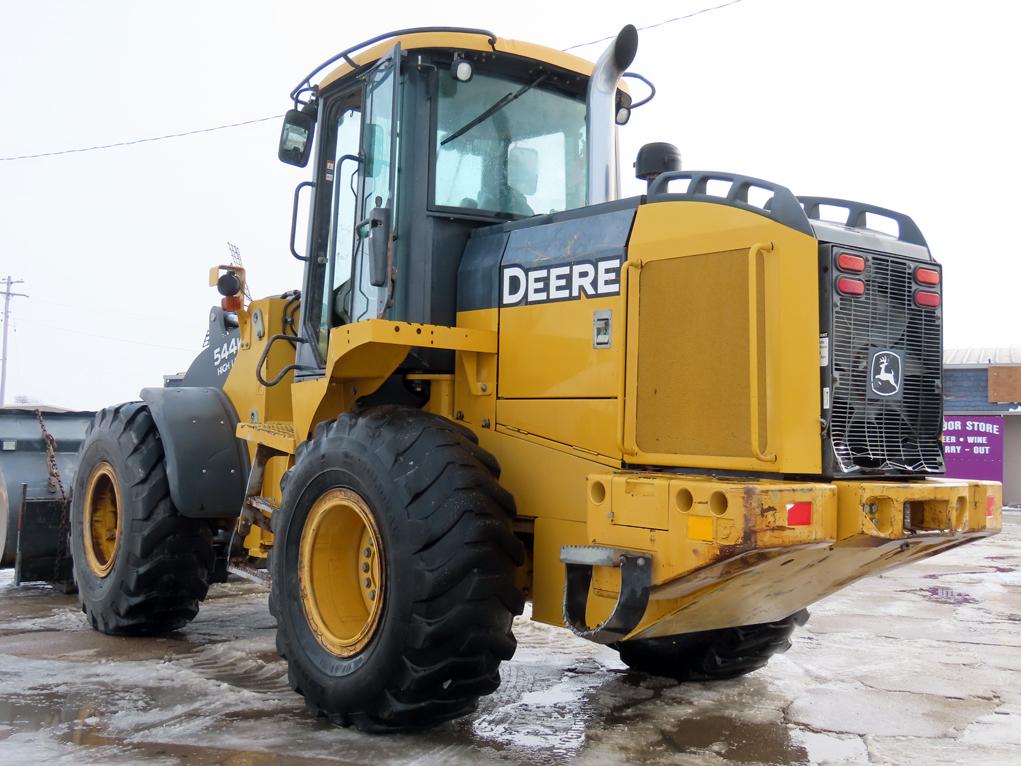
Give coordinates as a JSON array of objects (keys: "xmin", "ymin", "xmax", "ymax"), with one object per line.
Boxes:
[{"xmin": 870, "ymin": 350, "xmax": 902, "ymax": 397}]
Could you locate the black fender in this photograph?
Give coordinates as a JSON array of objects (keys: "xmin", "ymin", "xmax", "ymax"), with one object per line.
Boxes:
[{"xmin": 139, "ymin": 387, "xmax": 249, "ymax": 518}]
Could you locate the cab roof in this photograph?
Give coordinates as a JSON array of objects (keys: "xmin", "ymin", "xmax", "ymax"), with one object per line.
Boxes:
[{"xmin": 305, "ymin": 28, "xmax": 602, "ymax": 97}]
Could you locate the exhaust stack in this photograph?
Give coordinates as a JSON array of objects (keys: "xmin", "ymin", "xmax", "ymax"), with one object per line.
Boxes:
[{"xmin": 586, "ymin": 25, "xmax": 638, "ymax": 205}]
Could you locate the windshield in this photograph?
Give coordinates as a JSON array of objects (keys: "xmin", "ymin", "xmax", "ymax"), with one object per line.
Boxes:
[{"xmin": 434, "ymin": 73, "xmax": 587, "ymax": 217}]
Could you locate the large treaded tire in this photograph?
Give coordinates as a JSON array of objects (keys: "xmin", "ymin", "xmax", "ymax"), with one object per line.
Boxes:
[
  {"xmin": 270, "ymin": 405, "xmax": 525, "ymax": 733},
  {"xmin": 616, "ymin": 610, "xmax": 809, "ymax": 681},
  {"xmin": 70, "ymin": 402, "xmax": 214, "ymax": 634}
]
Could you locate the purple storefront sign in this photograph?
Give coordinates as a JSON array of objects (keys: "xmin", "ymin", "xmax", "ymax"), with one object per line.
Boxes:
[{"xmin": 942, "ymin": 415, "xmax": 1004, "ymax": 483}]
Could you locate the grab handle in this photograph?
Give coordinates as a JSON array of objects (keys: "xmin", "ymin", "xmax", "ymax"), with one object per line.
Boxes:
[
  {"xmin": 289, "ymin": 181, "xmax": 314, "ymax": 262},
  {"xmin": 747, "ymin": 242, "xmax": 776, "ymax": 463}
]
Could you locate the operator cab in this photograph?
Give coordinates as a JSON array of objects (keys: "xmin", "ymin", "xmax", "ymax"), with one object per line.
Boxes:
[{"xmin": 278, "ymin": 29, "xmax": 634, "ymax": 376}]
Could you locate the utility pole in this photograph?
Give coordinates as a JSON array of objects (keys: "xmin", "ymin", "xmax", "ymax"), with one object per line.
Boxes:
[{"xmin": 1, "ymin": 276, "xmax": 28, "ymax": 406}]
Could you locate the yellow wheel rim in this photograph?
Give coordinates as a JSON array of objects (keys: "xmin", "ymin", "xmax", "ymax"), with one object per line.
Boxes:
[
  {"xmin": 82, "ymin": 462, "xmax": 122, "ymax": 578},
  {"xmin": 299, "ymin": 488, "xmax": 385, "ymax": 657}
]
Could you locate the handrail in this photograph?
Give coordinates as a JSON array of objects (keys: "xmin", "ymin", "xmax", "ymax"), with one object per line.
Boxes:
[
  {"xmin": 798, "ymin": 196, "xmax": 928, "ymax": 247},
  {"xmin": 747, "ymin": 242, "xmax": 776, "ymax": 463},
  {"xmin": 647, "ymin": 170, "xmax": 814, "ymax": 237},
  {"xmin": 616, "ymin": 259, "xmax": 641, "ymax": 457},
  {"xmin": 289, "ymin": 27, "xmax": 498, "ymax": 104},
  {"xmin": 289, "ymin": 181, "xmax": 314, "ymax": 262},
  {"xmin": 256, "ymin": 334, "xmax": 308, "ymax": 388}
]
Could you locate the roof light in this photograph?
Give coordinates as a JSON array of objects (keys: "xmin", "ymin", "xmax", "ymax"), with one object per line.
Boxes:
[
  {"xmin": 451, "ymin": 58, "xmax": 473, "ymax": 82},
  {"xmin": 836, "ymin": 253, "xmax": 866, "ymax": 273},
  {"xmin": 914, "ymin": 290, "xmax": 940, "ymax": 308},
  {"xmin": 787, "ymin": 502, "xmax": 812, "ymax": 526},
  {"xmin": 915, "ymin": 267, "xmax": 940, "ymax": 286},
  {"xmin": 836, "ymin": 277, "xmax": 865, "ymax": 296}
]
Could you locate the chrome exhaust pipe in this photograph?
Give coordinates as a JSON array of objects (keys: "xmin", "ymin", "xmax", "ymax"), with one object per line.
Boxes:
[{"xmin": 586, "ymin": 25, "xmax": 638, "ymax": 205}]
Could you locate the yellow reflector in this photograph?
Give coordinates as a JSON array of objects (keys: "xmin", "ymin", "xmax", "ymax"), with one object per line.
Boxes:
[{"xmin": 687, "ymin": 515, "xmax": 714, "ymax": 542}]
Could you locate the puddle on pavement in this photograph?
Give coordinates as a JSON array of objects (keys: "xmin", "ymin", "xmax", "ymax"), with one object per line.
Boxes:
[
  {"xmin": 658, "ymin": 714, "xmax": 809, "ymax": 764},
  {"xmin": 921, "ymin": 586, "xmax": 979, "ymax": 605}
]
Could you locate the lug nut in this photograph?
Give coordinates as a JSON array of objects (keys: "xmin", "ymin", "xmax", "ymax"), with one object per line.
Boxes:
[
  {"xmin": 364, "ymin": 578, "xmax": 372, "ymax": 588},
  {"xmin": 362, "ymin": 562, "xmax": 369, "ymax": 573},
  {"xmin": 363, "ymin": 547, "xmax": 371, "ymax": 557},
  {"xmin": 369, "ymin": 590, "xmax": 376, "ymax": 601}
]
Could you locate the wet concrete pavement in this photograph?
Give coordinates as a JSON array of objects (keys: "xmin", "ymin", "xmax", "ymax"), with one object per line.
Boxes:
[{"xmin": 1, "ymin": 517, "xmax": 1018, "ymax": 765}]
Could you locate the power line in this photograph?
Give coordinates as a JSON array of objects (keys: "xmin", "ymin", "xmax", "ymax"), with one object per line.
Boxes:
[
  {"xmin": 0, "ymin": 114, "xmax": 283, "ymax": 162},
  {"xmin": 563, "ymin": 0, "xmax": 750, "ymax": 50},
  {"xmin": 17, "ymin": 318, "xmax": 195, "ymax": 353},
  {"xmin": 0, "ymin": 2, "xmax": 749, "ymax": 163}
]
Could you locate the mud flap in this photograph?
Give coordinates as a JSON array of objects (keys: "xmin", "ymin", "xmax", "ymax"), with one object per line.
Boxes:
[{"xmin": 561, "ymin": 545, "xmax": 652, "ymax": 644}]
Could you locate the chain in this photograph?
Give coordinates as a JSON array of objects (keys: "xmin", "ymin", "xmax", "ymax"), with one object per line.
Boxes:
[
  {"xmin": 35, "ymin": 409, "xmax": 71, "ymax": 583},
  {"xmin": 35, "ymin": 409, "xmax": 67, "ymax": 503}
]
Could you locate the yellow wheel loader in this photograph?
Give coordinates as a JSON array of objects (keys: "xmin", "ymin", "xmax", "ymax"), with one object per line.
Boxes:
[{"xmin": 70, "ymin": 25, "xmax": 1002, "ymax": 731}]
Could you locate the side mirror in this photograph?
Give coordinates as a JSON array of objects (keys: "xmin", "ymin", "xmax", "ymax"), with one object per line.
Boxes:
[
  {"xmin": 278, "ymin": 107, "xmax": 316, "ymax": 167},
  {"xmin": 508, "ymin": 147, "xmax": 539, "ymax": 196},
  {"xmin": 358, "ymin": 204, "xmax": 392, "ymax": 287}
]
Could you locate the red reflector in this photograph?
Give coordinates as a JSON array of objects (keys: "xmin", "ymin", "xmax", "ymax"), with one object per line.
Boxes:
[
  {"xmin": 987, "ymin": 495, "xmax": 995, "ymax": 517},
  {"xmin": 836, "ymin": 277, "xmax": 865, "ymax": 296},
  {"xmin": 914, "ymin": 290, "xmax": 940, "ymax": 308},
  {"xmin": 915, "ymin": 267, "xmax": 940, "ymax": 285},
  {"xmin": 787, "ymin": 502, "xmax": 813, "ymax": 526},
  {"xmin": 836, "ymin": 253, "xmax": 866, "ymax": 272}
]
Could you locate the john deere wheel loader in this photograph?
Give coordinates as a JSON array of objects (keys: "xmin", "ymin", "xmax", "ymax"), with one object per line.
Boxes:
[{"xmin": 70, "ymin": 25, "xmax": 1002, "ymax": 731}]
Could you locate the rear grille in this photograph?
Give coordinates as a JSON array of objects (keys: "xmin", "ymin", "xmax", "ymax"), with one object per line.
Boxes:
[{"xmin": 828, "ymin": 251, "xmax": 944, "ymax": 474}]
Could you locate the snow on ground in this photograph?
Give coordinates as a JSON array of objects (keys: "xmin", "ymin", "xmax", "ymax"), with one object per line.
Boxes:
[{"xmin": 0, "ymin": 519, "xmax": 1018, "ymax": 765}]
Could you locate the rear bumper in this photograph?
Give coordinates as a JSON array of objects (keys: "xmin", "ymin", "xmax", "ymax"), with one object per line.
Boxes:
[{"xmin": 577, "ymin": 472, "xmax": 1001, "ymax": 639}]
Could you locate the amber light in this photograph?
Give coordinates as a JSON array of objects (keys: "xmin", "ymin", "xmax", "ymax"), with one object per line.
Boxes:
[
  {"xmin": 914, "ymin": 290, "xmax": 940, "ymax": 308},
  {"xmin": 221, "ymin": 295, "xmax": 243, "ymax": 312},
  {"xmin": 836, "ymin": 252, "xmax": 866, "ymax": 272},
  {"xmin": 836, "ymin": 276, "xmax": 865, "ymax": 296},
  {"xmin": 915, "ymin": 267, "xmax": 940, "ymax": 286}
]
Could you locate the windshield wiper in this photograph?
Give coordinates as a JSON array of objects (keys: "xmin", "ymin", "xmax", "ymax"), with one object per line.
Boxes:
[{"xmin": 441, "ymin": 72, "xmax": 550, "ymax": 146}]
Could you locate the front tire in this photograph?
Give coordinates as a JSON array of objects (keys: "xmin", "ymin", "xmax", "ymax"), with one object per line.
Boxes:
[
  {"xmin": 270, "ymin": 406, "xmax": 524, "ymax": 732},
  {"xmin": 616, "ymin": 610, "xmax": 809, "ymax": 681},
  {"xmin": 70, "ymin": 403, "xmax": 214, "ymax": 634}
]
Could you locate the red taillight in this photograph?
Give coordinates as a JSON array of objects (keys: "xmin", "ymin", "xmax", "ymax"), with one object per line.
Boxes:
[
  {"xmin": 987, "ymin": 495, "xmax": 995, "ymax": 517},
  {"xmin": 914, "ymin": 290, "xmax": 940, "ymax": 308},
  {"xmin": 836, "ymin": 277, "xmax": 865, "ymax": 296},
  {"xmin": 915, "ymin": 267, "xmax": 940, "ymax": 286},
  {"xmin": 787, "ymin": 502, "xmax": 813, "ymax": 526},
  {"xmin": 836, "ymin": 253, "xmax": 866, "ymax": 272},
  {"xmin": 221, "ymin": 295, "xmax": 243, "ymax": 312}
]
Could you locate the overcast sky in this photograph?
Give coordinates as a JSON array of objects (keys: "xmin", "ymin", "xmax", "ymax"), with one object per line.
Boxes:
[{"xmin": 1, "ymin": 0, "xmax": 1018, "ymax": 410}]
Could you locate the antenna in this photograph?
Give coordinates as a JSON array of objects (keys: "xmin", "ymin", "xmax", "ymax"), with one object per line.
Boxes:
[
  {"xmin": 227, "ymin": 242, "xmax": 252, "ymax": 303},
  {"xmin": 1, "ymin": 276, "xmax": 29, "ymax": 406}
]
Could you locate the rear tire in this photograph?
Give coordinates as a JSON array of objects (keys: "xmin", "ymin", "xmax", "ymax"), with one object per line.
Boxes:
[
  {"xmin": 616, "ymin": 610, "xmax": 809, "ymax": 681},
  {"xmin": 270, "ymin": 405, "xmax": 524, "ymax": 732},
  {"xmin": 70, "ymin": 403, "xmax": 214, "ymax": 634}
]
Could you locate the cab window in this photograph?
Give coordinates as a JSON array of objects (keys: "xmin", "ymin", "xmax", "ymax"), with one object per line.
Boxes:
[{"xmin": 434, "ymin": 73, "xmax": 587, "ymax": 217}]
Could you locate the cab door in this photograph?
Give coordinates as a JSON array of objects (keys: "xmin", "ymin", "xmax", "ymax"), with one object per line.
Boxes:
[
  {"xmin": 295, "ymin": 44, "xmax": 402, "ymax": 373},
  {"xmin": 349, "ymin": 43, "xmax": 401, "ymax": 323}
]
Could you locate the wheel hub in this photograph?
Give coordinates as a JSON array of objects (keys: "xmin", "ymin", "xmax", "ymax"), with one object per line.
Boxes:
[
  {"xmin": 299, "ymin": 488, "xmax": 385, "ymax": 657},
  {"xmin": 82, "ymin": 462, "xmax": 122, "ymax": 578}
]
